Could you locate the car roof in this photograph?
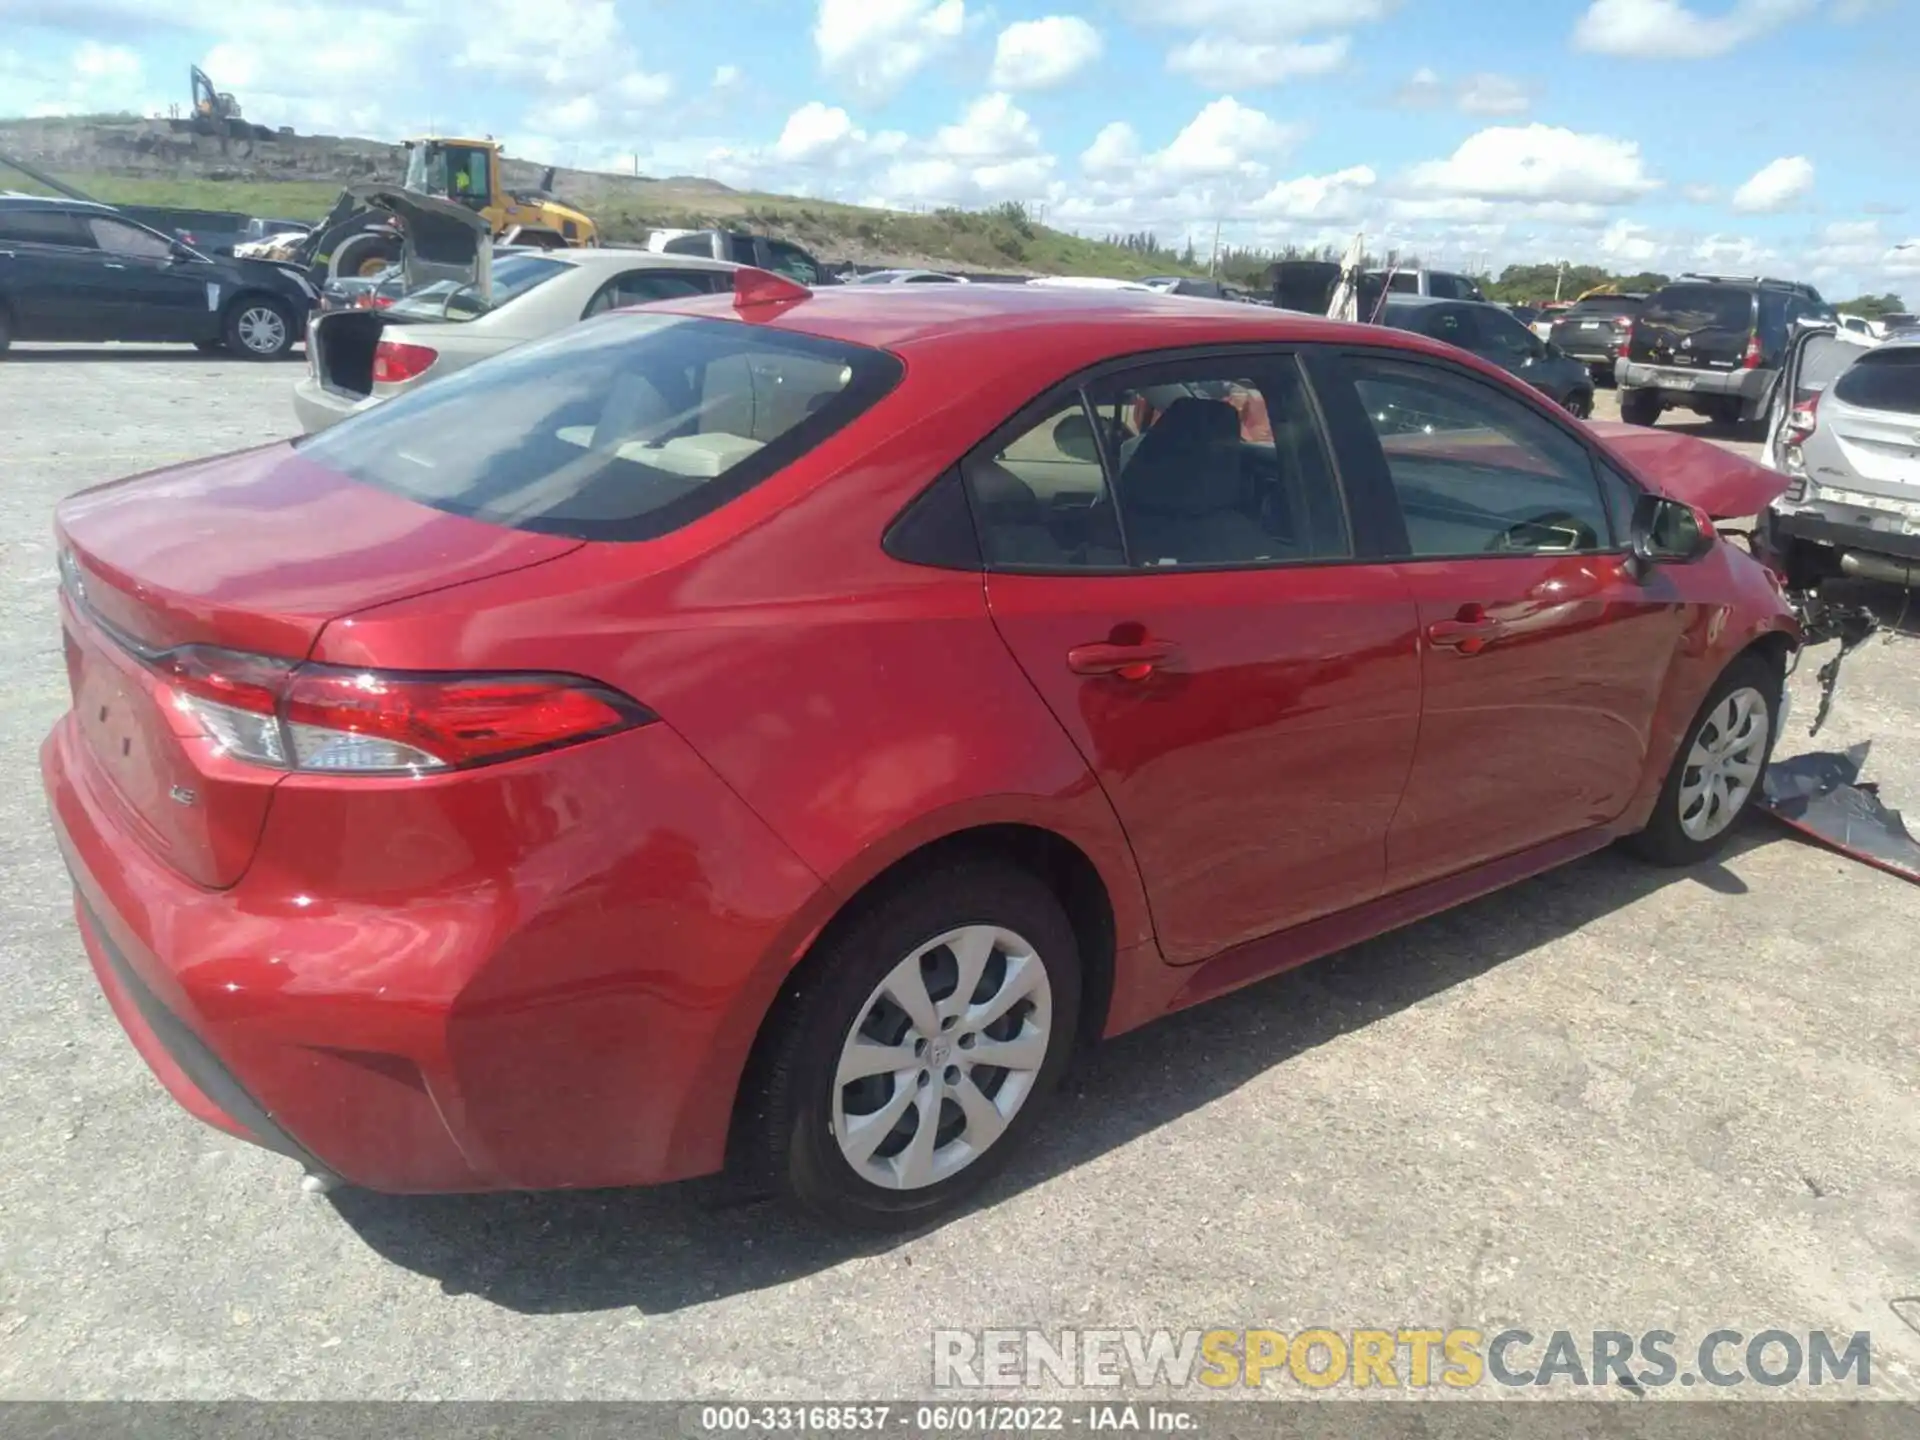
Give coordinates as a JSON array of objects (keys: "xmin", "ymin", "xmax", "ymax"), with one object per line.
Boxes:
[
  {"xmin": 649, "ymin": 283, "xmax": 1449, "ymax": 370},
  {"xmin": 560, "ymin": 248, "xmax": 739, "ymax": 273},
  {"xmin": 0, "ymin": 194, "xmax": 116, "ymax": 213}
]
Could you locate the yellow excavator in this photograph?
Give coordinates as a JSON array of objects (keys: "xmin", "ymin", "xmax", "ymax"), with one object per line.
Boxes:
[{"xmin": 237, "ymin": 136, "xmax": 598, "ymax": 281}]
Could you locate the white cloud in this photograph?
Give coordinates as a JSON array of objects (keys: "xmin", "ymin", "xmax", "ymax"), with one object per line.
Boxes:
[
  {"xmin": 1081, "ymin": 121, "xmax": 1142, "ymax": 179},
  {"xmin": 1597, "ymin": 218, "xmax": 1662, "ymax": 264},
  {"xmin": 1458, "ymin": 73, "xmax": 1532, "ymax": 115},
  {"xmin": 815, "ymin": 0, "xmax": 965, "ymax": 100},
  {"xmin": 1402, "ymin": 124, "xmax": 1660, "ymax": 205},
  {"xmin": 1131, "ymin": 0, "xmax": 1390, "ymax": 40},
  {"xmin": 1730, "ymin": 154, "xmax": 1814, "ymax": 213},
  {"xmin": 774, "ymin": 101, "xmax": 867, "ymax": 163},
  {"xmin": 988, "ymin": 16, "xmax": 1102, "ymax": 90},
  {"xmin": 1250, "ymin": 164, "xmax": 1377, "ymax": 222},
  {"xmin": 930, "ymin": 91, "xmax": 1040, "ymax": 162},
  {"xmin": 1572, "ymin": 0, "xmax": 1813, "ymax": 59},
  {"xmin": 1167, "ymin": 34, "xmax": 1348, "ymax": 89},
  {"xmin": 73, "ymin": 40, "xmax": 141, "ymax": 81},
  {"xmin": 1154, "ymin": 96, "xmax": 1303, "ymax": 180},
  {"xmin": 712, "ymin": 64, "xmax": 742, "ymax": 90},
  {"xmin": 1682, "ymin": 182, "xmax": 1722, "ymax": 203},
  {"xmin": 0, "ymin": 39, "xmax": 159, "ymax": 117},
  {"xmin": 1393, "ymin": 68, "xmax": 1532, "ymax": 114}
]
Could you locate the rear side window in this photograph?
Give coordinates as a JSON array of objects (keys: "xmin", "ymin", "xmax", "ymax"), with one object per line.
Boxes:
[
  {"xmin": 1643, "ymin": 285, "xmax": 1754, "ymax": 333},
  {"xmin": 582, "ymin": 269, "xmax": 722, "ymax": 317},
  {"xmin": 389, "ymin": 254, "xmax": 568, "ymax": 321},
  {"xmin": 662, "ymin": 233, "xmax": 714, "ymax": 257},
  {"xmin": 1832, "ymin": 348, "xmax": 1920, "ymax": 415},
  {"xmin": 0, "ymin": 209, "xmax": 90, "ymax": 246},
  {"xmin": 294, "ymin": 313, "xmax": 904, "ymax": 541}
]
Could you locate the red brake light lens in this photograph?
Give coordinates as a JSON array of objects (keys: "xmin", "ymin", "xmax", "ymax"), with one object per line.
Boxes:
[
  {"xmin": 1787, "ymin": 390, "xmax": 1820, "ymax": 442},
  {"xmin": 147, "ymin": 645, "xmax": 651, "ymax": 774},
  {"xmin": 1742, "ymin": 334, "xmax": 1763, "ymax": 369},
  {"xmin": 372, "ymin": 339, "xmax": 438, "ymax": 384}
]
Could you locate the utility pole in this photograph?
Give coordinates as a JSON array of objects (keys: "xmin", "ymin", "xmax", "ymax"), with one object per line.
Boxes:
[
  {"xmin": 1210, "ymin": 219, "xmax": 1222, "ymax": 276},
  {"xmin": 1554, "ymin": 260, "xmax": 1568, "ymax": 301}
]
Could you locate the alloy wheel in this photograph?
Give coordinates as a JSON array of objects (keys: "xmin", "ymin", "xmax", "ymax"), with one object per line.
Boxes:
[
  {"xmin": 236, "ymin": 306, "xmax": 287, "ymax": 355},
  {"xmin": 1678, "ymin": 686, "xmax": 1770, "ymax": 842},
  {"xmin": 831, "ymin": 924, "xmax": 1052, "ymax": 1191}
]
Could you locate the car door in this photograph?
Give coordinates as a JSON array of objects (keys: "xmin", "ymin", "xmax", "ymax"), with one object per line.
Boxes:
[
  {"xmin": 1321, "ymin": 350, "xmax": 1690, "ymax": 891},
  {"xmin": 73, "ymin": 215, "xmax": 216, "ymax": 342},
  {"xmin": 973, "ymin": 351, "xmax": 1422, "ymax": 965},
  {"xmin": 0, "ymin": 208, "xmax": 100, "ymax": 339}
]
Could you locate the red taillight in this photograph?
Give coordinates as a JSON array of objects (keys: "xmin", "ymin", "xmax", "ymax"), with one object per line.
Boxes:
[
  {"xmin": 372, "ymin": 339, "xmax": 437, "ymax": 384},
  {"xmin": 144, "ymin": 645, "xmax": 650, "ymax": 774},
  {"xmin": 1787, "ymin": 390, "xmax": 1820, "ymax": 442},
  {"xmin": 1618, "ymin": 322, "xmax": 1636, "ymax": 359},
  {"xmin": 1742, "ymin": 333, "xmax": 1763, "ymax": 369}
]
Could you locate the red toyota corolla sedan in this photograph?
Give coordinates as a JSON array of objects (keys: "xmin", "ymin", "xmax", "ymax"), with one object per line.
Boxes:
[{"xmin": 44, "ymin": 274, "xmax": 1800, "ymax": 1229}]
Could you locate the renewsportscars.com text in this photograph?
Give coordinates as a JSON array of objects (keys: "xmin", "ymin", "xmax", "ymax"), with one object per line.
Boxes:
[{"xmin": 932, "ymin": 1327, "xmax": 1873, "ymax": 1390}]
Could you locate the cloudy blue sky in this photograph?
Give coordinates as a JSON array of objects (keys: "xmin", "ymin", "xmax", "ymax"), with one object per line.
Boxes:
[{"xmin": 2, "ymin": 0, "xmax": 1915, "ymax": 295}]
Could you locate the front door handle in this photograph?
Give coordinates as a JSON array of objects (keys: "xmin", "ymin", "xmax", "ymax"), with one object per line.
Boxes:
[
  {"xmin": 103, "ymin": 261, "xmax": 127, "ymax": 270},
  {"xmin": 1067, "ymin": 639, "xmax": 1178, "ymax": 680},
  {"xmin": 1427, "ymin": 605, "xmax": 1505, "ymax": 655}
]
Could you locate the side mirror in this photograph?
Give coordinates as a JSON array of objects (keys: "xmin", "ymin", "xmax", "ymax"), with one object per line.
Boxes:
[{"xmin": 1626, "ymin": 493, "xmax": 1714, "ymax": 578}]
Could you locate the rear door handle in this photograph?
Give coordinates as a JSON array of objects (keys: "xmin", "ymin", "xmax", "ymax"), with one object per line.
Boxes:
[
  {"xmin": 1067, "ymin": 639, "xmax": 1178, "ymax": 680},
  {"xmin": 103, "ymin": 262, "xmax": 127, "ymax": 270}
]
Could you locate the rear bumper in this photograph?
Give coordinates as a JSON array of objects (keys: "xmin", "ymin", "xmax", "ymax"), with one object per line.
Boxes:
[
  {"xmin": 42, "ymin": 710, "xmax": 829, "ymax": 1194},
  {"xmin": 1768, "ymin": 499, "xmax": 1920, "ymax": 565},
  {"xmin": 1616, "ymin": 360, "xmax": 1772, "ymax": 412},
  {"xmin": 291, "ymin": 375, "xmax": 375, "ymax": 434}
]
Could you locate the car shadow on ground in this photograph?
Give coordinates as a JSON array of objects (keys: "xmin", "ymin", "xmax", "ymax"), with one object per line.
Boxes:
[{"xmin": 329, "ymin": 830, "xmax": 1771, "ymax": 1316}]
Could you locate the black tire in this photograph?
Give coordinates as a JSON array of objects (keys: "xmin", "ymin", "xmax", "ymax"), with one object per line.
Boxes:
[
  {"xmin": 222, "ymin": 295, "xmax": 295, "ymax": 361},
  {"xmin": 330, "ymin": 232, "xmax": 401, "ymax": 281},
  {"xmin": 1628, "ymin": 654, "xmax": 1781, "ymax": 868},
  {"xmin": 752, "ymin": 859, "xmax": 1082, "ymax": 1231},
  {"xmin": 1590, "ymin": 363, "xmax": 1615, "ymax": 388},
  {"xmin": 1620, "ymin": 388, "xmax": 1662, "ymax": 426}
]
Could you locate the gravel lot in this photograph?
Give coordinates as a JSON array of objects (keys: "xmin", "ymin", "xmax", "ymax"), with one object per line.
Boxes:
[{"xmin": 3, "ymin": 346, "xmax": 1919, "ymax": 1403}]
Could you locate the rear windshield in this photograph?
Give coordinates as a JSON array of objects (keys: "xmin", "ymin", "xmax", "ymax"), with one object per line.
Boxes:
[
  {"xmin": 388, "ymin": 254, "xmax": 570, "ymax": 322},
  {"xmin": 1831, "ymin": 348, "xmax": 1920, "ymax": 416},
  {"xmin": 1564, "ymin": 296, "xmax": 1643, "ymax": 317},
  {"xmin": 1643, "ymin": 285, "xmax": 1753, "ymax": 332},
  {"xmin": 293, "ymin": 313, "xmax": 904, "ymax": 541}
]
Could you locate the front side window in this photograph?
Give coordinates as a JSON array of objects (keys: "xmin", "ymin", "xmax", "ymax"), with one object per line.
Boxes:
[
  {"xmin": 1423, "ymin": 306, "xmax": 1473, "ymax": 348},
  {"xmin": 1346, "ymin": 355, "xmax": 1613, "ymax": 557},
  {"xmin": 1475, "ymin": 308, "xmax": 1539, "ymax": 361},
  {"xmin": 294, "ymin": 313, "xmax": 903, "ymax": 542},
  {"xmin": 1087, "ymin": 360, "xmax": 1350, "ymax": 569},
  {"xmin": 87, "ymin": 217, "xmax": 173, "ymax": 260}
]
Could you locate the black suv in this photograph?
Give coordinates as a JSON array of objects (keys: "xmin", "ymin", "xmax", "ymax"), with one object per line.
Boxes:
[
  {"xmin": 1547, "ymin": 292, "xmax": 1647, "ymax": 385},
  {"xmin": 0, "ymin": 196, "xmax": 318, "ymax": 359},
  {"xmin": 1616, "ymin": 273, "xmax": 1833, "ymax": 428}
]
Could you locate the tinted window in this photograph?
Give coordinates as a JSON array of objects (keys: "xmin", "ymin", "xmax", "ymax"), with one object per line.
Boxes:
[
  {"xmin": 0, "ymin": 209, "xmax": 90, "ymax": 246},
  {"xmin": 965, "ymin": 399, "xmax": 1124, "ymax": 569},
  {"xmin": 1565, "ymin": 296, "xmax": 1643, "ymax": 317},
  {"xmin": 1088, "ymin": 359, "xmax": 1350, "ymax": 568},
  {"xmin": 388, "ymin": 254, "xmax": 569, "ymax": 321},
  {"xmin": 1475, "ymin": 307, "xmax": 1539, "ymax": 361},
  {"xmin": 1832, "ymin": 348, "xmax": 1920, "ymax": 416},
  {"xmin": 1643, "ymin": 285, "xmax": 1753, "ymax": 333},
  {"xmin": 764, "ymin": 241, "xmax": 820, "ymax": 285},
  {"xmin": 1347, "ymin": 356, "xmax": 1612, "ymax": 557},
  {"xmin": 293, "ymin": 314, "xmax": 903, "ymax": 542},
  {"xmin": 1387, "ymin": 272, "xmax": 1419, "ymax": 294},
  {"xmin": 662, "ymin": 233, "xmax": 715, "ymax": 257},
  {"xmin": 87, "ymin": 217, "xmax": 174, "ymax": 260},
  {"xmin": 582, "ymin": 269, "xmax": 721, "ymax": 317},
  {"xmin": 1417, "ymin": 305, "xmax": 1473, "ymax": 348}
]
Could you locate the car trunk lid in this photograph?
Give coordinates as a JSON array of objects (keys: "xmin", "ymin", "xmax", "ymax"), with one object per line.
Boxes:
[
  {"xmin": 55, "ymin": 446, "xmax": 582, "ymax": 887},
  {"xmin": 1587, "ymin": 421, "xmax": 1790, "ymax": 519},
  {"xmin": 1822, "ymin": 347, "xmax": 1920, "ymax": 499},
  {"xmin": 1630, "ymin": 284, "xmax": 1756, "ymax": 370}
]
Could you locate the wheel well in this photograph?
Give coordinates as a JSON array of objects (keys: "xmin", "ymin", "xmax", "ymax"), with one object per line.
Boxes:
[
  {"xmin": 221, "ymin": 289, "xmax": 294, "ymax": 324},
  {"xmin": 726, "ymin": 823, "xmax": 1119, "ymax": 1166},
  {"xmin": 1741, "ymin": 629, "xmax": 1794, "ymax": 684}
]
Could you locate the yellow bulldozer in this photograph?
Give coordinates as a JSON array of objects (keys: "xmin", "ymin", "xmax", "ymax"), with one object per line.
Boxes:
[{"xmin": 236, "ymin": 136, "xmax": 598, "ymax": 282}]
